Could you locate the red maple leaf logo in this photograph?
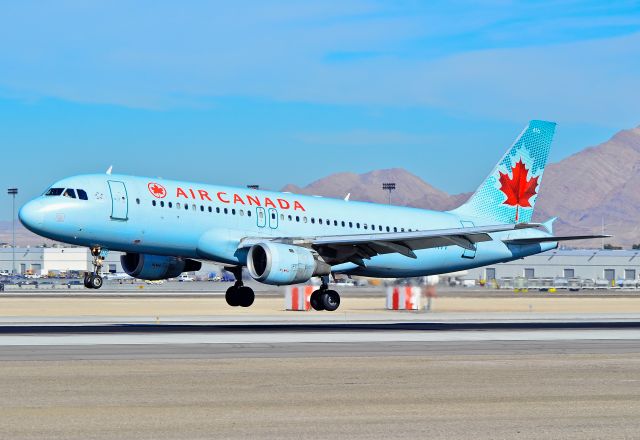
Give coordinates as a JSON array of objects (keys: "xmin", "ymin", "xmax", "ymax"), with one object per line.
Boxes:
[
  {"xmin": 498, "ymin": 158, "xmax": 538, "ymax": 221},
  {"xmin": 148, "ymin": 182, "xmax": 167, "ymax": 198}
]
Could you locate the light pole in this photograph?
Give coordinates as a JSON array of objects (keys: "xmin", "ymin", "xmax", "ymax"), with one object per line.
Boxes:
[
  {"xmin": 7, "ymin": 188, "xmax": 18, "ymax": 275},
  {"xmin": 382, "ymin": 182, "xmax": 396, "ymax": 205}
]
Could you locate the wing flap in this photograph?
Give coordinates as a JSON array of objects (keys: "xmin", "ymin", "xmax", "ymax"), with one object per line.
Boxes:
[{"xmin": 503, "ymin": 234, "xmax": 611, "ymax": 245}]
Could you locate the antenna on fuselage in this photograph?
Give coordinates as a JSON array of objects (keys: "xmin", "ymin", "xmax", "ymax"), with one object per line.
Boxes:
[
  {"xmin": 106, "ymin": 166, "xmax": 113, "ymax": 175},
  {"xmin": 344, "ymin": 193, "xmax": 350, "ymax": 201}
]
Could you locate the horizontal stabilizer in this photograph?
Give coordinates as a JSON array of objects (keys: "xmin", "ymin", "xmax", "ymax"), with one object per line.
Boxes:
[{"xmin": 503, "ymin": 234, "xmax": 611, "ymax": 245}]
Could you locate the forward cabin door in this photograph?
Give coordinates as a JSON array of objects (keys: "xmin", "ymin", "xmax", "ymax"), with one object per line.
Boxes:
[
  {"xmin": 108, "ymin": 180, "xmax": 129, "ymax": 220},
  {"xmin": 256, "ymin": 207, "xmax": 267, "ymax": 228},
  {"xmin": 460, "ymin": 220, "xmax": 476, "ymax": 259},
  {"xmin": 268, "ymin": 208, "xmax": 278, "ymax": 229}
]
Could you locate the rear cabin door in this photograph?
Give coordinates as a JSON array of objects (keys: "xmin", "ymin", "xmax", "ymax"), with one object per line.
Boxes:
[
  {"xmin": 460, "ymin": 220, "xmax": 477, "ymax": 259},
  {"xmin": 108, "ymin": 180, "xmax": 129, "ymax": 220}
]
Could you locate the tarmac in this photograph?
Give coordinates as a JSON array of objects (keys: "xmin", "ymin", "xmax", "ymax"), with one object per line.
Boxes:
[{"xmin": 1, "ymin": 286, "xmax": 639, "ymax": 439}]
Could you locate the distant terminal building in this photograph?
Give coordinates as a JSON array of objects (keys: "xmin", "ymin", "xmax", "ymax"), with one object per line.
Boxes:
[{"xmin": 466, "ymin": 249, "xmax": 640, "ymax": 283}]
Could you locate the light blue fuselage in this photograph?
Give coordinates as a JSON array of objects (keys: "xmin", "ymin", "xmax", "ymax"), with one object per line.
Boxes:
[{"xmin": 19, "ymin": 173, "xmax": 556, "ymax": 278}]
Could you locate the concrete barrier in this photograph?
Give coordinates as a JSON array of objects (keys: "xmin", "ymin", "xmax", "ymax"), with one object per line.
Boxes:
[
  {"xmin": 386, "ymin": 286, "xmax": 422, "ymax": 310},
  {"xmin": 284, "ymin": 285, "xmax": 314, "ymax": 311}
]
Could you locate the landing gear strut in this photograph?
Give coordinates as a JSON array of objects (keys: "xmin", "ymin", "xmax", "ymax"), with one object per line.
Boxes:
[
  {"xmin": 224, "ymin": 266, "xmax": 255, "ymax": 308},
  {"xmin": 84, "ymin": 246, "xmax": 106, "ymax": 289},
  {"xmin": 310, "ymin": 275, "xmax": 340, "ymax": 312}
]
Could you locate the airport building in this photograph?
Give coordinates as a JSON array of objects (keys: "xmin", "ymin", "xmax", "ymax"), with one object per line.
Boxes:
[{"xmin": 465, "ymin": 249, "xmax": 640, "ymax": 283}]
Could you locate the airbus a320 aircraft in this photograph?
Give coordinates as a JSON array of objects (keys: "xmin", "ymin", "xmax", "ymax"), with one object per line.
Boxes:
[{"xmin": 19, "ymin": 120, "xmax": 606, "ymax": 311}]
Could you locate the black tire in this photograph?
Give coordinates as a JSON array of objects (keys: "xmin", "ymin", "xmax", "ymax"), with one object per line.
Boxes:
[
  {"xmin": 225, "ymin": 285, "xmax": 240, "ymax": 307},
  {"xmin": 237, "ymin": 286, "xmax": 255, "ymax": 307},
  {"xmin": 310, "ymin": 290, "xmax": 325, "ymax": 311},
  {"xmin": 322, "ymin": 290, "xmax": 340, "ymax": 312},
  {"xmin": 89, "ymin": 274, "xmax": 103, "ymax": 289},
  {"xmin": 83, "ymin": 273, "xmax": 92, "ymax": 289}
]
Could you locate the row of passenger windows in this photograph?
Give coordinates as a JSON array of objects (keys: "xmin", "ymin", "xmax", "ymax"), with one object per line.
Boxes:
[
  {"xmin": 44, "ymin": 188, "xmax": 89, "ymax": 200},
  {"xmin": 140, "ymin": 198, "xmax": 415, "ymax": 233}
]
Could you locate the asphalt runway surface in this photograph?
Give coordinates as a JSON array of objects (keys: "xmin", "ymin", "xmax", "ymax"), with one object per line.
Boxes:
[
  {"xmin": 2, "ymin": 290, "xmax": 640, "ymax": 439},
  {"xmin": 0, "ymin": 320, "xmax": 639, "ymax": 439}
]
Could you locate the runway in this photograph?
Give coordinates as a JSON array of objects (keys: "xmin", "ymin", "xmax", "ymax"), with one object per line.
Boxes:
[{"xmin": 1, "ymin": 295, "xmax": 639, "ymax": 439}]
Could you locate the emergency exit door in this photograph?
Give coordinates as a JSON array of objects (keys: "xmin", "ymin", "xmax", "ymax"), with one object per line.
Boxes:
[{"xmin": 108, "ymin": 180, "xmax": 129, "ymax": 220}]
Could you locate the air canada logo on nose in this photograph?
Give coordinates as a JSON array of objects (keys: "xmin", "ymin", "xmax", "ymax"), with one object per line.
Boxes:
[{"xmin": 148, "ymin": 182, "xmax": 167, "ymax": 198}]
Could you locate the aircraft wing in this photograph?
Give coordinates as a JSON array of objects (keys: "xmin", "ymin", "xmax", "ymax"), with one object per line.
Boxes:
[
  {"xmin": 502, "ymin": 234, "xmax": 611, "ymax": 245},
  {"xmin": 239, "ymin": 223, "xmax": 540, "ymax": 266}
]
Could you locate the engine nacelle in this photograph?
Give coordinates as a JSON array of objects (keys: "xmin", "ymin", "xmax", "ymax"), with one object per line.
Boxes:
[
  {"xmin": 120, "ymin": 253, "xmax": 202, "ymax": 280},
  {"xmin": 247, "ymin": 242, "xmax": 330, "ymax": 285}
]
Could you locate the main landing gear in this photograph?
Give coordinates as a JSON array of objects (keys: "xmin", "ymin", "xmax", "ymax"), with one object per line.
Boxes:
[
  {"xmin": 84, "ymin": 246, "xmax": 105, "ymax": 289},
  {"xmin": 310, "ymin": 276, "xmax": 340, "ymax": 312},
  {"xmin": 224, "ymin": 266, "xmax": 255, "ymax": 308}
]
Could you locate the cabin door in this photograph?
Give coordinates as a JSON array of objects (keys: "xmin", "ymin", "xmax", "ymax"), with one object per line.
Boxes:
[{"xmin": 107, "ymin": 180, "xmax": 128, "ymax": 220}]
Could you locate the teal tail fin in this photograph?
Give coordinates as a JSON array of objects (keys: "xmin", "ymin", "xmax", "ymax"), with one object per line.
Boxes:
[{"xmin": 452, "ymin": 120, "xmax": 556, "ymax": 224}]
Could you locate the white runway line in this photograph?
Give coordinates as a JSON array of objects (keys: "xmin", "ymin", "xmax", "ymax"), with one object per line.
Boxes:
[{"xmin": 0, "ymin": 329, "xmax": 639, "ymax": 346}]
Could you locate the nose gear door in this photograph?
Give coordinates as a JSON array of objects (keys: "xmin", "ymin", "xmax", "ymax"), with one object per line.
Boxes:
[{"xmin": 108, "ymin": 180, "xmax": 128, "ymax": 220}]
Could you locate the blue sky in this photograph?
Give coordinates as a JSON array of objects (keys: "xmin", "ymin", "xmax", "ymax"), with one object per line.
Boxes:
[{"xmin": 2, "ymin": 1, "xmax": 640, "ymax": 221}]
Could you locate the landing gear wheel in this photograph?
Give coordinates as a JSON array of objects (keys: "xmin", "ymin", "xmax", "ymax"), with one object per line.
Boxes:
[
  {"xmin": 237, "ymin": 286, "xmax": 255, "ymax": 308},
  {"xmin": 321, "ymin": 290, "xmax": 340, "ymax": 312},
  {"xmin": 310, "ymin": 290, "xmax": 325, "ymax": 311},
  {"xmin": 83, "ymin": 273, "xmax": 92, "ymax": 289},
  {"xmin": 225, "ymin": 285, "xmax": 241, "ymax": 307},
  {"xmin": 89, "ymin": 274, "xmax": 103, "ymax": 289}
]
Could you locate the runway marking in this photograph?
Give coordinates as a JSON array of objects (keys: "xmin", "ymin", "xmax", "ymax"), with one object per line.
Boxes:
[{"xmin": 0, "ymin": 329, "xmax": 639, "ymax": 346}]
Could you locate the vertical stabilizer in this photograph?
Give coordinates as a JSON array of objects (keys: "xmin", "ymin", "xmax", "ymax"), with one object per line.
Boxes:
[{"xmin": 452, "ymin": 120, "xmax": 556, "ymax": 224}]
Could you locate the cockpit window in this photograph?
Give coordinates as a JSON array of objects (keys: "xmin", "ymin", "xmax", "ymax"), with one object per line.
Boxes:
[
  {"xmin": 45, "ymin": 188, "xmax": 64, "ymax": 196},
  {"xmin": 62, "ymin": 189, "xmax": 76, "ymax": 199},
  {"xmin": 77, "ymin": 189, "xmax": 88, "ymax": 200}
]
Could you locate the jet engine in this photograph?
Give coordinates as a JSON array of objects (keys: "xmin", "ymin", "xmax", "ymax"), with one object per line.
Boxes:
[
  {"xmin": 247, "ymin": 242, "xmax": 330, "ymax": 285},
  {"xmin": 120, "ymin": 253, "xmax": 202, "ymax": 280}
]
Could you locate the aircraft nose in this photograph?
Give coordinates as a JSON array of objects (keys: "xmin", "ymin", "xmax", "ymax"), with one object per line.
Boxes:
[{"xmin": 19, "ymin": 200, "xmax": 44, "ymax": 231}]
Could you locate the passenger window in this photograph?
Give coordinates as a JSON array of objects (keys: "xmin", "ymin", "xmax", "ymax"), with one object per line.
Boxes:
[
  {"xmin": 303, "ymin": 217, "xmax": 308, "ymax": 223},
  {"xmin": 280, "ymin": 214, "xmax": 284, "ymax": 221},
  {"xmin": 319, "ymin": 219, "xmax": 323, "ymax": 225},
  {"xmin": 185, "ymin": 204, "xmax": 188, "ymax": 210},
  {"xmin": 77, "ymin": 189, "xmax": 88, "ymax": 200},
  {"xmin": 248, "ymin": 210, "xmax": 252, "ymax": 217},
  {"xmin": 224, "ymin": 208, "xmax": 228, "ymax": 214},
  {"xmin": 160, "ymin": 201, "xmax": 165, "ymax": 207},
  {"xmin": 288, "ymin": 215, "xmax": 292, "ymax": 221},
  {"xmin": 192, "ymin": 204, "xmax": 196, "ymax": 211},
  {"xmin": 240, "ymin": 210, "xmax": 245, "ymax": 216},
  {"xmin": 311, "ymin": 218, "xmax": 315, "ymax": 224},
  {"xmin": 341, "ymin": 221, "xmax": 345, "ymax": 227},
  {"xmin": 200, "ymin": 205, "xmax": 204, "ymax": 212},
  {"xmin": 136, "ymin": 198, "xmax": 140, "ymax": 205},
  {"xmin": 386, "ymin": 226, "xmax": 390, "ymax": 232},
  {"xmin": 62, "ymin": 189, "xmax": 76, "ymax": 198},
  {"xmin": 364, "ymin": 224, "xmax": 368, "ymax": 230},
  {"xmin": 334, "ymin": 220, "xmax": 338, "ymax": 226},
  {"xmin": 393, "ymin": 227, "xmax": 397, "ymax": 232},
  {"xmin": 259, "ymin": 211, "xmax": 264, "ymax": 219},
  {"xmin": 45, "ymin": 188, "xmax": 64, "ymax": 196},
  {"xmin": 216, "ymin": 207, "xmax": 220, "ymax": 213},
  {"xmin": 296, "ymin": 216, "xmax": 300, "ymax": 222},
  {"xmin": 208, "ymin": 206, "xmax": 212, "ymax": 213},
  {"xmin": 152, "ymin": 200, "xmax": 156, "ymax": 206},
  {"xmin": 372, "ymin": 224, "xmax": 375, "ymax": 230},
  {"xmin": 356, "ymin": 223, "xmax": 360, "ymax": 229},
  {"xmin": 379, "ymin": 226, "xmax": 383, "ymax": 231},
  {"xmin": 401, "ymin": 228, "xmax": 405, "ymax": 232},
  {"xmin": 349, "ymin": 222, "xmax": 353, "ymax": 228},
  {"xmin": 232, "ymin": 209, "xmax": 236, "ymax": 215},
  {"xmin": 169, "ymin": 202, "xmax": 173, "ymax": 208}
]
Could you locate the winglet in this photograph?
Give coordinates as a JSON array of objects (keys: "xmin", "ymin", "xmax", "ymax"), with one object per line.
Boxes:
[
  {"xmin": 106, "ymin": 166, "xmax": 113, "ymax": 175},
  {"xmin": 344, "ymin": 193, "xmax": 351, "ymax": 201}
]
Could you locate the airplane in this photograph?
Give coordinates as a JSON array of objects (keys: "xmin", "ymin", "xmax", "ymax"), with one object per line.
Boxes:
[{"xmin": 18, "ymin": 120, "xmax": 607, "ymax": 311}]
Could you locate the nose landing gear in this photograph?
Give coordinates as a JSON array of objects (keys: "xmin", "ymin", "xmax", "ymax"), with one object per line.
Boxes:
[
  {"xmin": 224, "ymin": 266, "xmax": 255, "ymax": 307},
  {"xmin": 84, "ymin": 246, "xmax": 107, "ymax": 289},
  {"xmin": 310, "ymin": 276, "xmax": 341, "ymax": 311}
]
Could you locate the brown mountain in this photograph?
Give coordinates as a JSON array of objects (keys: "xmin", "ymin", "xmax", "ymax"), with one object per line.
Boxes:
[
  {"xmin": 284, "ymin": 125, "xmax": 640, "ymax": 247},
  {"xmin": 282, "ymin": 168, "xmax": 468, "ymax": 211}
]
